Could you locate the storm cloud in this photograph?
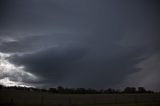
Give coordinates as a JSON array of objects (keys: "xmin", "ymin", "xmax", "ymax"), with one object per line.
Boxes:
[{"xmin": 0, "ymin": 0, "xmax": 160, "ymax": 90}]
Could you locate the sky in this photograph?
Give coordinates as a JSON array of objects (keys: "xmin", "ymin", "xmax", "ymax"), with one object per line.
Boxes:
[{"xmin": 0, "ymin": 0, "xmax": 160, "ymax": 91}]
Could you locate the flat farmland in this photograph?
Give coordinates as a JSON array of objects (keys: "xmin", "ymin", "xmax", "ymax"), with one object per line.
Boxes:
[{"xmin": 0, "ymin": 89, "xmax": 160, "ymax": 106}]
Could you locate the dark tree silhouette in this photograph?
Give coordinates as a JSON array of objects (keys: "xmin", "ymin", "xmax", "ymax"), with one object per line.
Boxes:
[
  {"xmin": 57, "ymin": 86, "xmax": 65, "ymax": 93},
  {"xmin": 0, "ymin": 85, "xmax": 4, "ymax": 89},
  {"xmin": 123, "ymin": 87, "xmax": 136, "ymax": 93},
  {"xmin": 49, "ymin": 88, "xmax": 57, "ymax": 93},
  {"xmin": 104, "ymin": 88, "xmax": 116, "ymax": 94},
  {"xmin": 137, "ymin": 87, "xmax": 146, "ymax": 93},
  {"xmin": 0, "ymin": 85, "xmax": 155, "ymax": 94}
]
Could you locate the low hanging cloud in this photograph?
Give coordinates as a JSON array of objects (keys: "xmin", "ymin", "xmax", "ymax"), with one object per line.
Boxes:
[
  {"xmin": 10, "ymin": 43, "xmax": 148, "ymax": 89},
  {"xmin": 11, "ymin": 45, "xmax": 89, "ymax": 87}
]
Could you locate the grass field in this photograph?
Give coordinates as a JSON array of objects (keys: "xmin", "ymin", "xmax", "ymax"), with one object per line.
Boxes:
[
  {"xmin": 83, "ymin": 102, "xmax": 160, "ymax": 106},
  {"xmin": 0, "ymin": 89, "xmax": 160, "ymax": 106},
  {"xmin": 0, "ymin": 102, "xmax": 160, "ymax": 106}
]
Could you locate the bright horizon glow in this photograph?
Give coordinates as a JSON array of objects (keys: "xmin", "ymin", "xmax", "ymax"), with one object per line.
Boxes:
[
  {"xmin": 0, "ymin": 77, "xmax": 34, "ymax": 87},
  {"xmin": 0, "ymin": 52, "xmax": 38, "ymax": 87}
]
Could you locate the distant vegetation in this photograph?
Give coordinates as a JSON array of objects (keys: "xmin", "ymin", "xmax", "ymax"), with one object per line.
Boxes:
[
  {"xmin": 0, "ymin": 85, "xmax": 155, "ymax": 94},
  {"xmin": 1, "ymin": 85, "xmax": 160, "ymax": 106}
]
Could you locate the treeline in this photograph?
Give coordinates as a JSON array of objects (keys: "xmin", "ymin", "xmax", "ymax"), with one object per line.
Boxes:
[
  {"xmin": 0, "ymin": 85, "xmax": 155, "ymax": 94},
  {"xmin": 49, "ymin": 86, "xmax": 154, "ymax": 94}
]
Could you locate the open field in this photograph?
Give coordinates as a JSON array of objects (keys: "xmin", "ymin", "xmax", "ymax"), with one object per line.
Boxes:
[
  {"xmin": 84, "ymin": 103, "xmax": 160, "ymax": 106},
  {"xmin": 0, "ymin": 89, "xmax": 160, "ymax": 106},
  {"xmin": 1, "ymin": 103, "xmax": 160, "ymax": 106}
]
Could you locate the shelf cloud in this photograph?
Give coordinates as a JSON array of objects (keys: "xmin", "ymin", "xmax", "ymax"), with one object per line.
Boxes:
[{"xmin": 0, "ymin": 0, "xmax": 159, "ymax": 90}]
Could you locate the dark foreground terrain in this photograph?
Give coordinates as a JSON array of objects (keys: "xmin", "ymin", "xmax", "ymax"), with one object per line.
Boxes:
[{"xmin": 0, "ymin": 89, "xmax": 160, "ymax": 106}]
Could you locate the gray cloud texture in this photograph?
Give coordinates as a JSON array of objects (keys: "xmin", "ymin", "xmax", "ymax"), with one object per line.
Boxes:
[{"xmin": 0, "ymin": 0, "xmax": 160, "ymax": 90}]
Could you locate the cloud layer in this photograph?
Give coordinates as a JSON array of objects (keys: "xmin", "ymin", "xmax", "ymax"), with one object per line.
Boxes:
[{"xmin": 0, "ymin": 0, "xmax": 160, "ymax": 90}]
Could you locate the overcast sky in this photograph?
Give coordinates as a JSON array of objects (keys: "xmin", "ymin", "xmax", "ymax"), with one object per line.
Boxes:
[{"xmin": 0, "ymin": 0, "xmax": 160, "ymax": 91}]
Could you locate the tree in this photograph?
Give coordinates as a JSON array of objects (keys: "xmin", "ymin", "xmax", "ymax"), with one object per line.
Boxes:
[
  {"xmin": 57, "ymin": 86, "xmax": 65, "ymax": 93},
  {"xmin": 123, "ymin": 87, "xmax": 136, "ymax": 93},
  {"xmin": 49, "ymin": 88, "xmax": 57, "ymax": 93},
  {"xmin": 137, "ymin": 87, "xmax": 146, "ymax": 93},
  {"xmin": 0, "ymin": 85, "xmax": 4, "ymax": 89},
  {"xmin": 104, "ymin": 88, "xmax": 116, "ymax": 94}
]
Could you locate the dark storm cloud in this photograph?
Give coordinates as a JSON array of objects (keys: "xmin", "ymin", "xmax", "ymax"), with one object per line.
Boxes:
[
  {"xmin": 10, "ymin": 43, "xmax": 150, "ymax": 88},
  {"xmin": 11, "ymin": 45, "xmax": 89, "ymax": 86},
  {"xmin": 0, "ymin": 0, "xmax": 160, "ymax": 90}
]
